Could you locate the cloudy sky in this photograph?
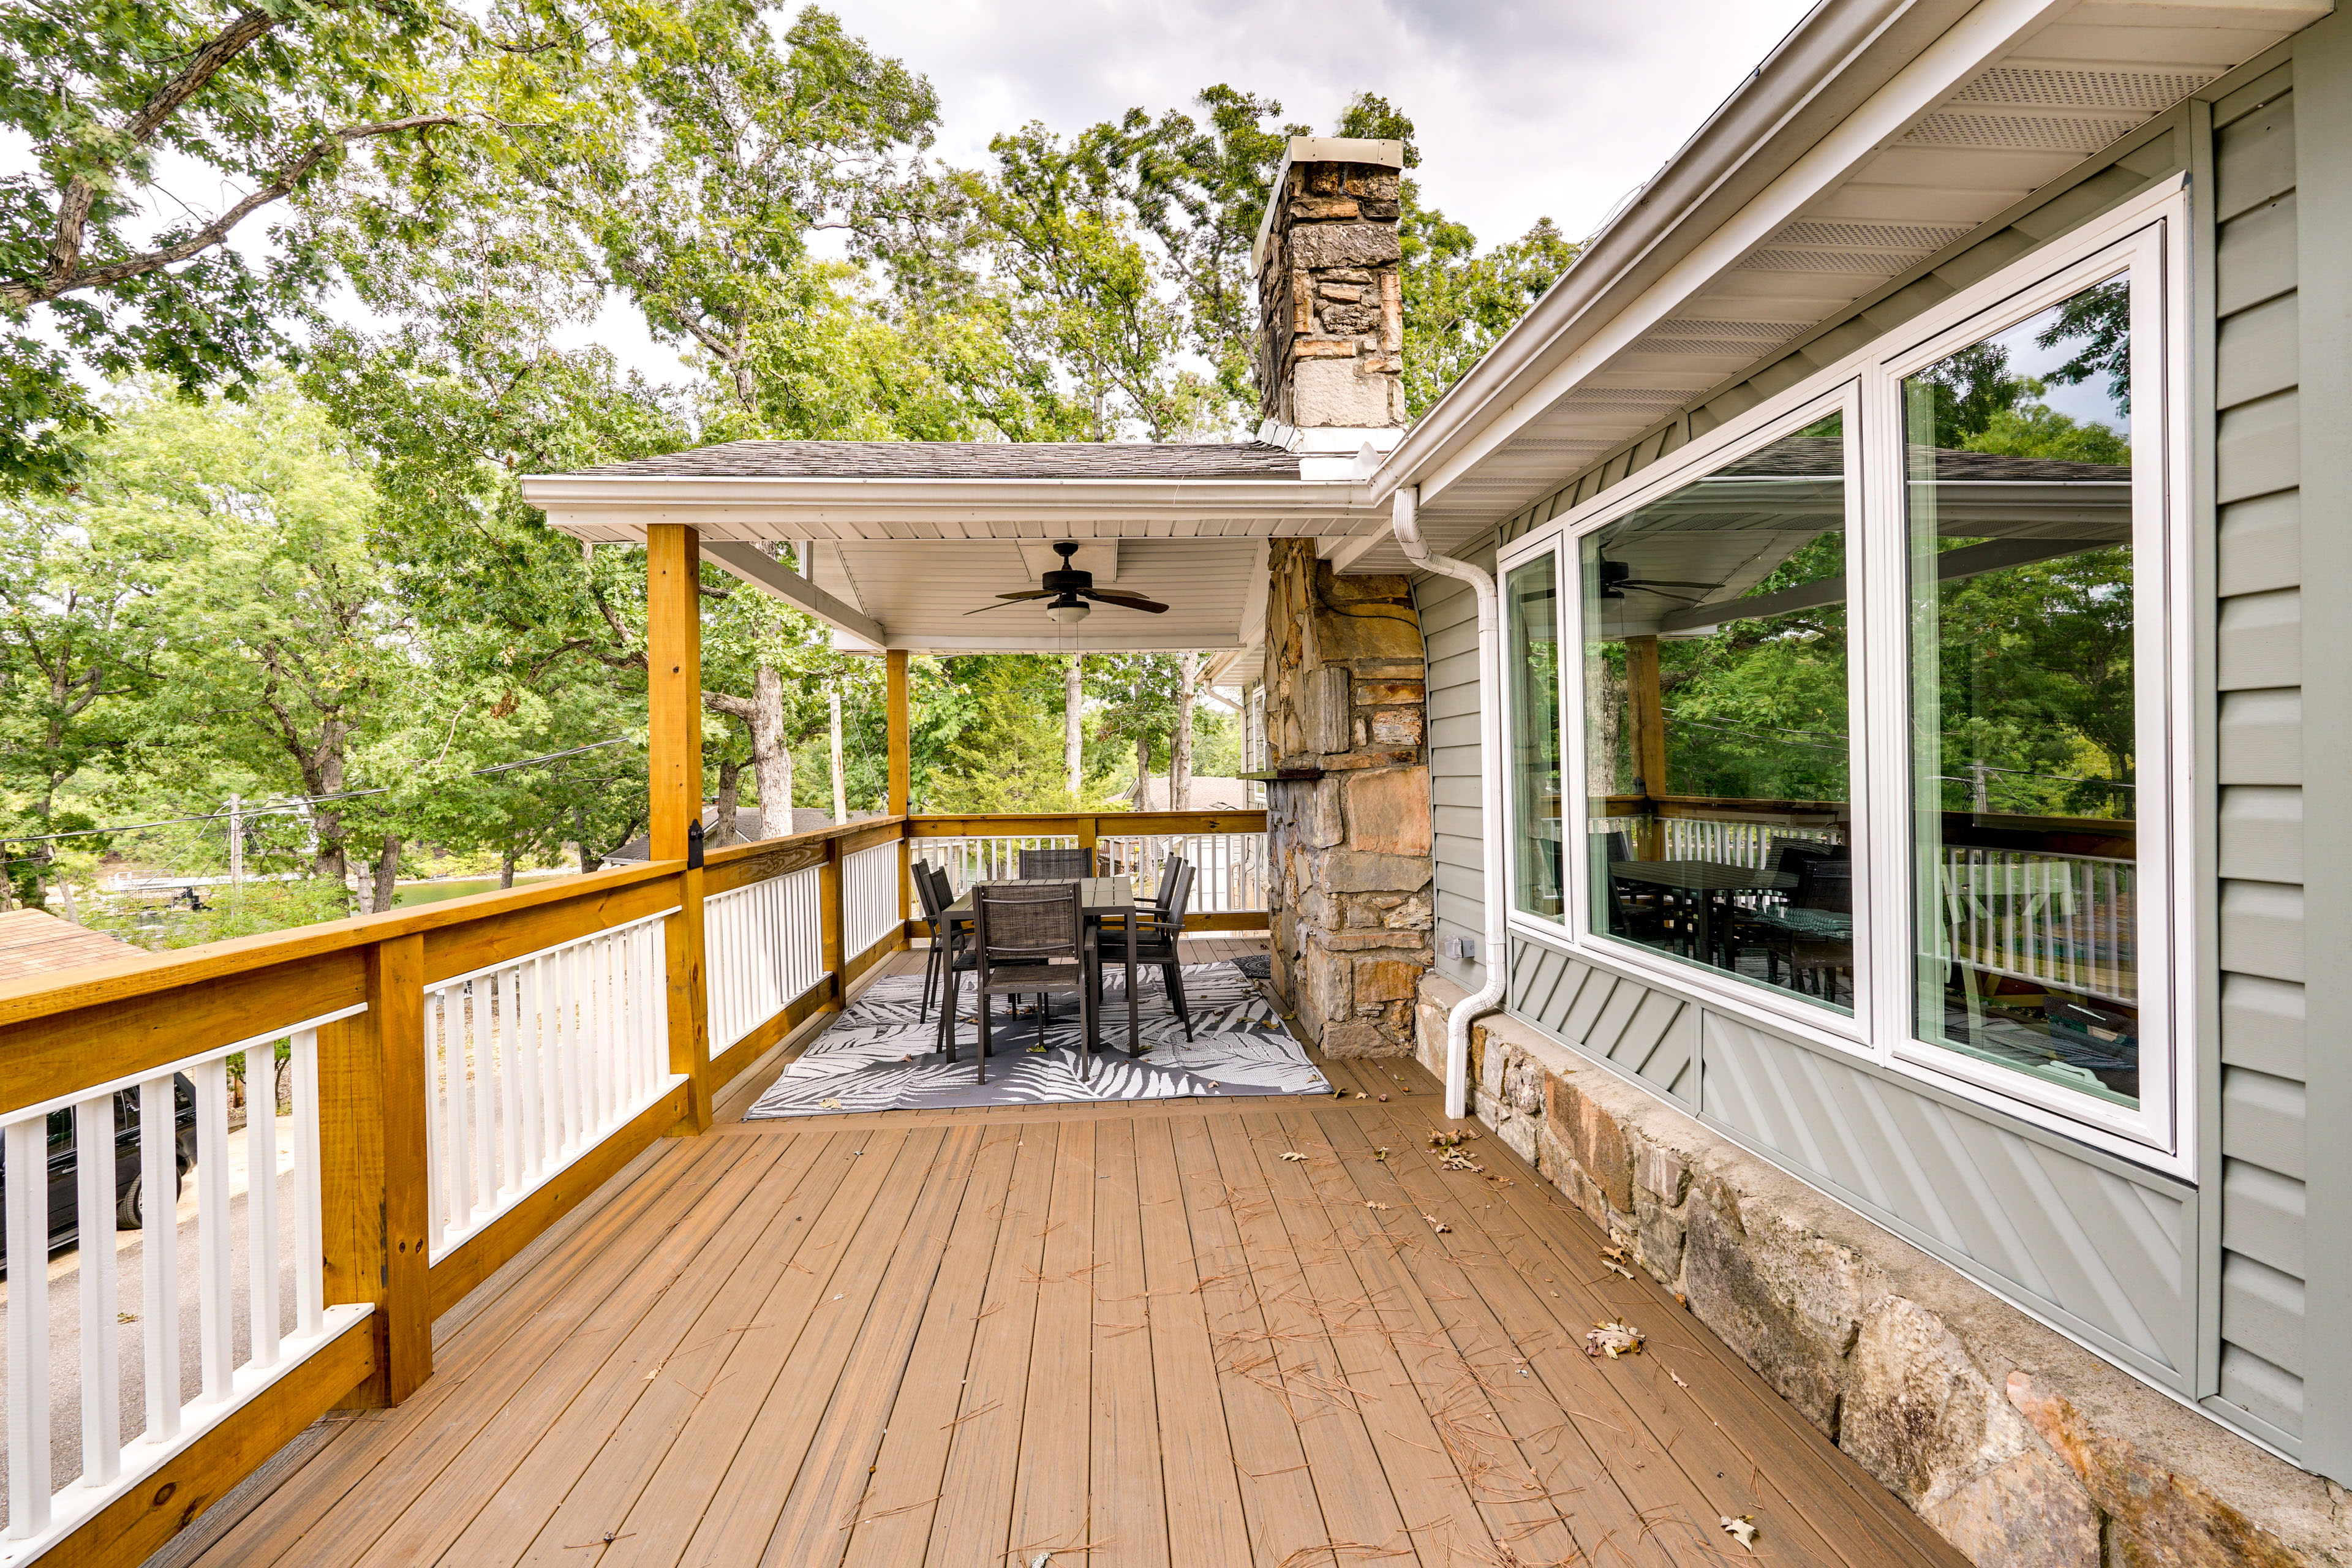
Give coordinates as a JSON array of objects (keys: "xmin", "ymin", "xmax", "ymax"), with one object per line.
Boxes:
[{"xmin": 577, "ymin": 0, "xmax": 1818, "ymax": 382}]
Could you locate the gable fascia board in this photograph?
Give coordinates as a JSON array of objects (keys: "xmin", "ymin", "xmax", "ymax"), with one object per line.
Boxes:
[
  {"xmin": 1374, "ymin": 0, "xmax": 2063, "ymax": 508},
  {"xmin": 520, "ymin": 475, "xmax": 1379, "ymax": 533}
]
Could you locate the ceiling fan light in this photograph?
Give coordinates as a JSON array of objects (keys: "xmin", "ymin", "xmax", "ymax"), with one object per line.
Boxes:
[{"xmin": 1046, "ymin": 598, "xmax": 1091, "ymax": 625}]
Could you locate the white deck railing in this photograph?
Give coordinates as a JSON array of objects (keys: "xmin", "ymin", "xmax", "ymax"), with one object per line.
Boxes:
[
  {"xmin": 423, "ymin": 910, "xmax": 679, "ymax": 1264},
  {"xmin": 840, "ymin": 840, "xmax": 902, "ymax": 960},
  {"xmin": 704, "ymin": 867, "xmax": 825, "ymax": 1054},
  {"xmin": 2, "ymin": 1013, "xmax": 368, "ymax": 1557},
  {"xmin": 1098, "ymin": 832, "xmax": 1269, "ymax": 913},
  {"xmin": 910, "ymin": 835, "xmax": 1080, "ymax": 897}
]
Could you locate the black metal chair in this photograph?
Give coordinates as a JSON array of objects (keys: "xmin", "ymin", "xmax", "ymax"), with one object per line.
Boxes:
[
  {"xmin": 1124, "ymin": 860, "xmax": 1196, "ymax": 1041},
  {"xmin": 913, "ymin": 862, "xmax": 977, "ymax": 1043},
  {"xmin": 969, "ymin": 881, "xmax": 1096, "ymax": 1082},
  {"xmin": 1019, "ymin": 846, "xmax": 1093, "ymax": 880}
]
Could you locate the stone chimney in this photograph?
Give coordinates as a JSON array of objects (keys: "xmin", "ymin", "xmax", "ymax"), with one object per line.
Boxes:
[{"xmin": 1251, "ymin": 137, "xmax": 1408, "ymax": 437}]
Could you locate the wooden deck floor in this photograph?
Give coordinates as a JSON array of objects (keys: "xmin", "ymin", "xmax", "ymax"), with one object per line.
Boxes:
[{"xmin": 173, "ymin": 940, "xmax": 1963, "ymax": 1568}]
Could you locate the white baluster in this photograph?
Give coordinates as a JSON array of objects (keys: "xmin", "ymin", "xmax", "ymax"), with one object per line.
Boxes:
[
  {"xmin": 472, "ymin": 983, "xmax": 496, "ymax": 1218},
  {"xmin": 6, "ymin": 1115, "xmax": 53, "ymax": 1536},
  {"xmin": 520, "ymin": 959, "xmax": 546, "ymax": 1184},
  {"xmin": 74, "ymin": 1094, "xmax": 123, "ymax": 1487},
  {"xmin": 245, "ymin": 1054, "xmax": 281, "ymax": 1371},
  {"xmin": 500, "ymin": 968, "xmax": 522, "ymax": 1201},
  {"xmin": 138, "ymin": 1077, "xmax": 179, "ymax": 1443},
  {"xmin": 191, "ymin": 1057, "xmax": 233, "ymax": 1403}
]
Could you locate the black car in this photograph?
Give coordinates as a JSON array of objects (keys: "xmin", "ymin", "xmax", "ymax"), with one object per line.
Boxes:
[{"xmin": 0, "ymin": 1074, "xmax": 198, "ymax": 1273}]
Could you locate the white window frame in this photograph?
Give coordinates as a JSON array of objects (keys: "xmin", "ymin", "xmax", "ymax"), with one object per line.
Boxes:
[
  {"xmin": 1493, "ymin": 176, "xmax": 2193, "ymax": 1178},
  {"xmin": 1501, "ymin": 547, "xmax": 1568, "ymax": 927}
]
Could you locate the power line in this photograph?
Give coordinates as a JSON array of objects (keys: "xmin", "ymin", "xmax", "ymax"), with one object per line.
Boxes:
[{"xmin": 1, "ymin": 737, "xmax": 638, "ymax": 848}]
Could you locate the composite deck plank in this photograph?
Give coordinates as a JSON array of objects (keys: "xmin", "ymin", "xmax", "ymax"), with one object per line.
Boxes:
[
  {"xmin": 1232, "ymin": 1113, "xmax": 1536, "ymax": 1567},
  {"xmin": 1159, "ymin": 1114, "xmax": 1334, "ymax": 1567},
  {"xmin": 756, "ymin": 1126, "xmax": 987, "ymax": 1568},
  {"xmin": 1193, "ymin": 1112, "xmax": 1422, "ymax": 1565},
  {"xmin": 1006, "ymin": 1120, "xmax": 1100, "ymax": 1566},
  {"xmin": 922, "ymin": 1121, "xmax": 1062, "ymax": 1568},
  {"xmin": 1084, "ymin": 1118, "xmax": 1172, "ymax": 1568},
  {"xmin": 488, "ymin": 1126, "xmax": 873, "ymax": 1566},
  {"xmin": 1362, "ymin": 1096, "xmax": 1963, "ymax": 1568},
  {"xmin": 839, "ymin": 1125, "xmax": 1030, "ymax": 1568},
  {"xmin": 181, "ymin": 1133, "xmax": 769, "ymax": 1568},
  {"xmin": 182, "ymin": 1026, "xmax": 1963, "ymax": 1568},
  {"xmin": 619, "ymin": 1126, "xmax": 950, "ymax": 1568},
  {"xmin": 1273, "ymin": 1107, "xmax": 1610, "ymax": 1567},
  {"xmin": 1133, "ymin": 1117, "xmax": 1256, "ymax": 1568},
  {"xmin": 337, "ymin": 1131, "xmax": 848, "ymax": 1568}
]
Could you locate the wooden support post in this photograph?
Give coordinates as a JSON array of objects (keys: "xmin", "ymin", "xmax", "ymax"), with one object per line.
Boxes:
[
  {"xmin": 646, "ymin": 524, "xmax": 711, "ymax": 1133},
  {"xmin": 820, "ymin": 836, "xmax": 845, "ymax": 1009},
  {"xmin": 886, "ymin": 649, "xmax": 910, "ymax": 815},
  {"xmin": 321, "ymin": 934, "xmax": 429, "ymax": 1406},
  {"xmin": 1625, "ymin": 635, "xmax": 1667, "ymax": 858},
  {"xmin": 1077, "ymin": 813, "xmax": 1100, "ymax": 876}
]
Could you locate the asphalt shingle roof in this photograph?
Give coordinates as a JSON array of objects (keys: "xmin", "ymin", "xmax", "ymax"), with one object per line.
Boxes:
[{"xmin": 565, "ymin": 440, "xmax": 1305, "ymax": 481}]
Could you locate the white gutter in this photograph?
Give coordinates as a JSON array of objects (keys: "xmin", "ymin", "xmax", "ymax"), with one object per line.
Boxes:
[{"xmin": 1392, "ymin": 486, "xmax": 1506, "ymax": 1120}]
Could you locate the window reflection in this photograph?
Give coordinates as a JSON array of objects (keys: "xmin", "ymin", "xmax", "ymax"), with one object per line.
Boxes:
[
  {"xmin": 1579, "ymin": 415, "xmax": 1854, "ymax": 1011},
  {"xmin": 1509, "ymin": 556, "xmax": 1564, "ymax": 919},
  {"xmin": 1905, "ymin": 274, "xmax": 2139, "ymax": 1104}
]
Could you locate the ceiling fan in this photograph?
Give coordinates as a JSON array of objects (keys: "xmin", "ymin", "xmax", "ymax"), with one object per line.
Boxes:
[
  {"xmin": 965, "ymin": 541, "xmax": 1170, "ymax": 625},
  {"xmin": 1594, "ymin": 554, "xmax": 1721, "ymax": 605}
]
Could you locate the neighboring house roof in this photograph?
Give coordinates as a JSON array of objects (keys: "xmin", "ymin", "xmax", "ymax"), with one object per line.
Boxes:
[
  {"xmin": 1716, "ymin": 436, "xmax": 2129, "ymax": 485},
  {"xmin": 561, "ymin": 441, "xmax": 1303, "ymax": 482},
  {"xmin": 1128, "ymin": 777, "xmax": 1251, "ymax": 812},
  {"xmin": 600, "ymin": 804, "xmax": 850, "ymax": 866},
  {"xmin": 0, "ymin": 907, "xmax": 146, "ymax": 983}
]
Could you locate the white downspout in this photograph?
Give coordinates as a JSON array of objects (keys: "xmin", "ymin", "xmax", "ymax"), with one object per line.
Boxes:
[{"xmin": 1392, "ymin": 486, "xmax": 1507, "ymax": 1120}]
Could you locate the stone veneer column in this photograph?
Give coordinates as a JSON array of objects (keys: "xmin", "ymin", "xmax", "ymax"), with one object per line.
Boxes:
[{"xmin": 1262, "ymin": 540, "xmax": 1433, "ymax": 1057}]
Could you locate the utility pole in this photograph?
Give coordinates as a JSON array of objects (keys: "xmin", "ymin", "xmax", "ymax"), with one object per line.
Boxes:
[
  {"xmin": 227, "ymin": 793, "xmax": 244, "ymax": 908},
  {"xmin": 828, "ymin": 682, "xmax": 850, "ymax": 824},
  {"xmin": 1969, "ymin": 760, "xmax": 1990, "ymax": 813}
]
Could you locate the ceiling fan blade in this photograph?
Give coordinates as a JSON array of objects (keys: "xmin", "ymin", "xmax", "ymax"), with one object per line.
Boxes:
[
  {"xmin": 993, "ymin": 587, "xmax": 1056, "ymax": 600},
  {"xmin": 1623, "ymin": 578, "xmax": 1724, "ymax": 589},
  {"xmin": 962, "ymin": 596, "xmax": 1052, "ymax": 616},
  {"xmin": 1623, "ymin": 585, "xmax": 1706, "ymax": 603},
  {"xmin": 1082, "ymin": 588, "xmax": 1169, "ymax": 613}
]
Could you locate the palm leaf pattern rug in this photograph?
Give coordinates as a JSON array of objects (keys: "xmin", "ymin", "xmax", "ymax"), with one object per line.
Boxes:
[{"xmin": 742, "ymin": 960, "xmax": 1329, "ymax": 1118}]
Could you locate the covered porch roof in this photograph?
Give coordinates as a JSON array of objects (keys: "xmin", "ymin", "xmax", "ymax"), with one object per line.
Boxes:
[{"xmin": 521, "ymin": 439, "xmax": 1387, "ymax": 655}]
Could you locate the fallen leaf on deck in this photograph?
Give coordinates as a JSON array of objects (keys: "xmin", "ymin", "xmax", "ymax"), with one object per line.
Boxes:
[
  {"xmin": 1439, "ymin": 1149, "xmax": 1484, "ymax": 1172},
  {"xmin": 1721, "ymin": 1515, "xmax": 1758, "ymax": 1551},
  {"xmin": 1585, "ymin": 1321, "xmax": 1644, "ymax": 1359},
  {"xmin": 1280, "ymin": 1151, "xmax": 1307, "ymax": 1162},
  {"xmin": 1668, "ymin": 1368, "xmax": 1690, "ymax": 1389},
  {"xmin": 1603, "ymin": 1262, "xmax": 1635, "ymax": 1280},
  {"xmin": 1365, "ymin": 1201, "xmax": 1390, "ymax": 1210},
  {"xmin": 1376, "ymin": 1093, "xmax": 1389, "ymax": 1101},
  {"xmin": 1600, "ymin": 1244, "xmax": 1630, "ymax": 1264},
  {"xmin": 1372, "ymin": 1146, "xmax": 1390, "ymax": 1162},
  {"xmin": 1422, "ymin": 1214, "xmax": 1450, "ymax": 1234}
]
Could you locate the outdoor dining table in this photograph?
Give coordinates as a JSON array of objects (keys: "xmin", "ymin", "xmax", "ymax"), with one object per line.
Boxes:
[
  {"xmin": 942, "ymin": 875, "xmax": 1141, "ymax": 1058},
  {"xmin": 1608, "ymin": 859, "xmax": 1798, "ymax": 967}
]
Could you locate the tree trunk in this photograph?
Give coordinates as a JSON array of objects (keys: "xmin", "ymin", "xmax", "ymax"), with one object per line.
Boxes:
[
  {"xmin": 500, "ymin": 850, "xmax": 517, "ymax": 890},
  {"xmin": 370, "ymin": 832, "xmax": 399, "ymax": 914},
  {"xmin": 1128, "ymin": 732, "xmax": 1151, "ymax": 809},
  {"xmin": 827, "ymin": 683, "xmax": 848, "ymax": 824},
  {"xmin": 1173, "ymin": 650, "xmax": 1199, "ymax": 812},
  {"xmin": 712, "ymin": 756, "xmax": 743, "ymax": 847},
  {"xmin": 1065, "ymin": 655, "xmax": 1083, "ymax": 800},
  {"xmin": 752, "ymin": 663, "xmax": 792, "ymax": 833},
  {"xmin": 574, "ymin": 808, "xmax": 595, "ymax": 874}
]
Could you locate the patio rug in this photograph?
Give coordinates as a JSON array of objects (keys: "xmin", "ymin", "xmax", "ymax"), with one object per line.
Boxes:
[{"xmin": 742, "ymin": 960, "xmax": 1329, "ymax": 1118}]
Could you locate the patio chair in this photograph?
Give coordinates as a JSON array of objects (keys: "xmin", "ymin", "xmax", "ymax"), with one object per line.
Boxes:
[
  {"xmin": 969, "ymin": 880, "xmax": 1096, "ymax": 1082},
  {"xmin": 1019, "ymin": 846, "xmax": 1093, "ymax": 880},
  {"xmin": 913, "ymin": 862, "xmax": 978, "ymax": 1042},
  {"xmin": 1758, "ymin": 855, "xmax": 1855, "ymax": 1000},
  {"xmin": 1122, "ymin": 859, "xmax": 1196, "ymax": 1041}
]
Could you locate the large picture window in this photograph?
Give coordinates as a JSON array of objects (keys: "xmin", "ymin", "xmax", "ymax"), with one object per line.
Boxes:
[
  {"xmin": 1497, "ymin": 195, "xmax": 2182, "ymax": 1165},
  {"xmin": 1905, "ymin": 271, "xmax": 2144, "ymax": 1106},
  {"xmin": 1577, "ymin": 414, "xmax": 1856, "ymax": 1011}
]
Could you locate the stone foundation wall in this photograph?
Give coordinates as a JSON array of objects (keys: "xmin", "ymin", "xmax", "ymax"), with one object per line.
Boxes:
[
  {"xmin": 1417, "ymin": 974, "xmax": 2352, "ymax": 1567},
  {"xmin": 1262, "ymin": 540, "xmax": 1433, "ymax": 1057}
]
